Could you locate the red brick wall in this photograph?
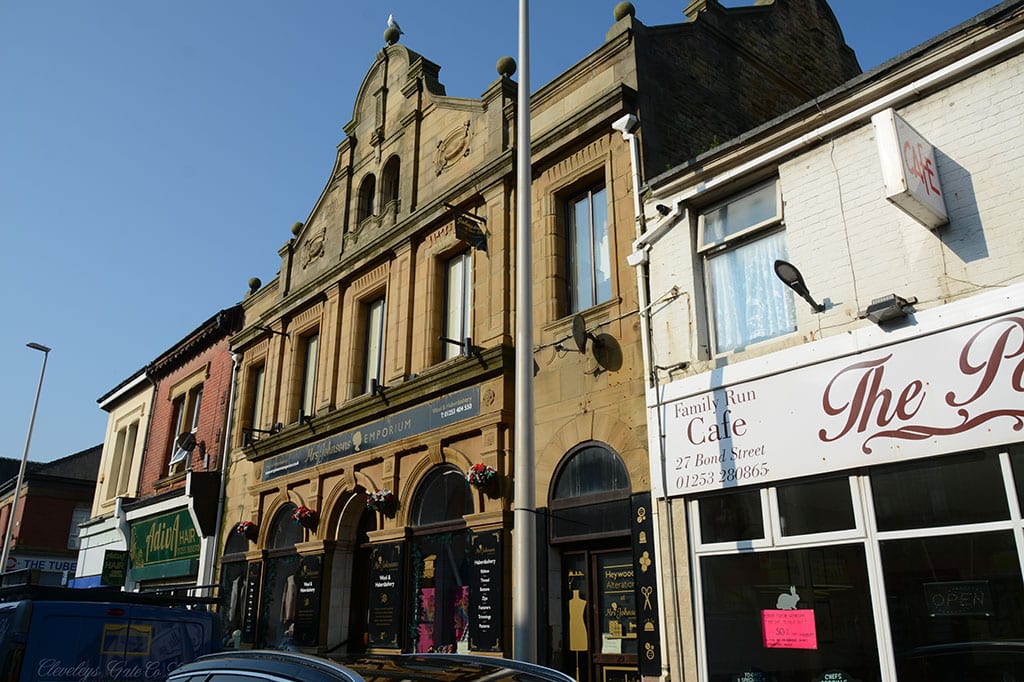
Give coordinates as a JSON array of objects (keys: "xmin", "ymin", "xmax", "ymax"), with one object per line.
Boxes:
[{"xmin": 138, "ymin": 336, "xmax": 234, "ymax": 496}]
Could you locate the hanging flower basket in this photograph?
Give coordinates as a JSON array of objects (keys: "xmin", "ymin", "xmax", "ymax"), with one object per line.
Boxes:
[
  {"xmin": 466, "ymin": 463, "xmax": 498, "ymax": 490},
  {"xmin": 366, "ymin": 489, "xmax": 397, "ymax": 515},
  {"xmin": 234, "ymin": 520, "xmax": 258, "ymax": 542},
  {"xmin": 291, "ymin": 505, "xmax": 318, "ymax": 529}
]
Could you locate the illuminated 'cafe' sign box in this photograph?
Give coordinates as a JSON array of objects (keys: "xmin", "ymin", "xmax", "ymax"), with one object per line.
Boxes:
[{"xmin": 872, "ymin": 107, "xmax": 948, "ymax": 229}]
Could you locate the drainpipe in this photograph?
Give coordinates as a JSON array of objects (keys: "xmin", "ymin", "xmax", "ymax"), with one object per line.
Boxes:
[
  {"xmin": 613, "ymin": 112, "xmax": 678, "ymax": 681},
  {"xmin": 203, "ymin": 351, "xmax": 241, "ymax": 588}
]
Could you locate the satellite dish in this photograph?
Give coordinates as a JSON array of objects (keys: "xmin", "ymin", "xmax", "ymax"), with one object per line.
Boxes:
[
  {"xmin": 571, "ymin": 314, "xmax": 588, "ymax": 353},
  {"xmin": 175, "ymin": 431, "xmax": 197, "ymax": 452}
]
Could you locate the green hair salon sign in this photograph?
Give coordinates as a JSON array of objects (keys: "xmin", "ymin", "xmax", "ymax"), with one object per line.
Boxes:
[{"xmin": 130, "ymin": 509, "xmax": 201, "ymax": 568}]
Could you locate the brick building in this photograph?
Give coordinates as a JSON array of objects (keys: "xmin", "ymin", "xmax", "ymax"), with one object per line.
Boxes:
[
  {"xmin": 217, "ymin": 1, "xmax": 859, "ymax": 678},
  {"xmin": 0, "ymin": 445, "xmax": 100, "ymax": 582},
  {"xmin": 74, "ymin": 307, "xmax": 243, "ymax": 591},
  {"xmin": 635, "ymin": 1, "xmax": 1024, "ymax": 679}
]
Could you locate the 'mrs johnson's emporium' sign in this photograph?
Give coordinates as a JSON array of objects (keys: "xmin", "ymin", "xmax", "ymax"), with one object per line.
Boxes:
[{"xmin": 658, "ymin": 310, "xmax": 1024, "ymax": 496}]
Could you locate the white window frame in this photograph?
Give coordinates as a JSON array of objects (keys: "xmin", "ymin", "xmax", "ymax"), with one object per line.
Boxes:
[
  {"xmin": 566, "ymin": 183, "xmax": 612, "ymax": 314},
  {"xmin": 442, "ymin": 251, "xmax": 473, "ymax": 361},
  {"xmin": 696, "ymin": 179, "xmax": 796, "ymax": 354},
  {"xmin": 363, "ymin": 297, "xmax": 386, "ymax": 394}
]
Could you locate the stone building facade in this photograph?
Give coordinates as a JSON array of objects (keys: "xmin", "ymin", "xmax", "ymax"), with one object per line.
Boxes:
[
  {"xmin": 218, "ymin": 2, "xmax": 859, "ymax": 679},
  {"xmin": 635, "ymin": 1, "xmax": 1024, "ymax": 679}
]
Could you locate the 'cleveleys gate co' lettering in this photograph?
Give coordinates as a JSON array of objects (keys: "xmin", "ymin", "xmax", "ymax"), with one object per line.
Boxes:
[{"xmin": 819, "ymin": 317, "xmax": 1024, "ymax": 453}]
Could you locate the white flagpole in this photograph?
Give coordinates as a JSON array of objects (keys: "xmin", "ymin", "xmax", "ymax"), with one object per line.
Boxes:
[{"xmin": 512, "ymin": 0, "xmax": 537, "ymax": 663}]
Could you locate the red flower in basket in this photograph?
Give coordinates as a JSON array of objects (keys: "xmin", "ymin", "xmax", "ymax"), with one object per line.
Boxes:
[
  {"xmin": 235, "ymin": 520, "xmax": 258, "ymax": 542},
  {"xmin": 366, "ymin": 489, "xmax": 396, "ymax": 513},
  {"xmin": 466, "ymin": 463, "xmax": 498, "ymax": 488},
  {"xmin": 292, "ymin": 505, "xmax": 318, "ymax": 527}
]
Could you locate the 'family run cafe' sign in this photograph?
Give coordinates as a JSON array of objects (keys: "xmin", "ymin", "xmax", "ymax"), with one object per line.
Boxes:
[{"xmin": 654, "ymin": 285, "xmax": 1024, "ymax": 497}]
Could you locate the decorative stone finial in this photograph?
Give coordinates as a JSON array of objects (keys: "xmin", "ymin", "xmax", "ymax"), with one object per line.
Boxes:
[
  {"xmin": 496, "ymin": 56, "xmax": 516, "ymax": 78},
  {"xmin": 291, "ymin": 221, "xmax": 303, "ymax": 236},
  {"xmin": 248, "ymin": 277, "xmax": 262, "ymax": 294},
  {"xmin": 384, "ymin": 26, "xmax": 401, "ymax": 45},
  {"xmin": 614, "ymin": 2, "xmax": 636, "ymax": 21}
]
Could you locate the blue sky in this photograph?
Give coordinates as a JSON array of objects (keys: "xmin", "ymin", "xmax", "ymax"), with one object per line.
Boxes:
[{"xmin": 0, "ymin": 0, "xmax": 1002, "ymax": 463}]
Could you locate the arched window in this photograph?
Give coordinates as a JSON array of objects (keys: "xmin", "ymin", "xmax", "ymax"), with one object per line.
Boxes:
[
  {"xmin": 358, "ymin": 174, "xmax": 376, "ymax": 222},
  {"xmin": 381, "ymin": 156, "xmax": 400, "ymax": 208},
  {"xmin": 218, "ymin": 527, "xmax": 251, "ymax": 645},
  {"xmin": 409, "ymin": 464, "xmax": 473, "ymax": 653},
  {"xmin": 549, "ymin": 442, "xmax": 631, "ymax": 542},
  {"xmin": 259, "ymin": 502, "xmax": 303, "ymax": 648},
  {"xmin": 412, "ymin": 465, "xmax": 473, "ymax": 527}
]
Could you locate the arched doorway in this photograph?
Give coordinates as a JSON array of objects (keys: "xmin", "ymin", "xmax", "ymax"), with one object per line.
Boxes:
[
  {"xmin": 409, "ymin": 464, "xmax": 474, "ymax": 653},
  {"xmin": 549, "ymin": 442, "xmax": 637, "ymax": 682},
  {"xmin": 257, "ymin": 502, "xmax": 304, "ymax": 649}
]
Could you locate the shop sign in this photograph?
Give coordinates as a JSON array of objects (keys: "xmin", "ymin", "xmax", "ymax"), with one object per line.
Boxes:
[
  {"xmin": 629, "ymin": 493, "xmax": 662, "ymax": 675},
  {"xmin": 468, "ymin": 530, "xmax": 503, "ymax": 652},
  {"xmin": 657, "ymin": 311, "xmax": 1024, "ymax": 496},
  {"xmin": 263, "ymin": 386, "xmax": 480, "ymax": 481},
  {"xmin": 129, "ymin": 509, "xmax": 200, "ymax": 568},
  {"xmin": 761, "ymin": 609, "xmax": 817, "ymax": 649},
  {"xmin": 872, "ymin": 108, "xmax": 947, "ymax": 229},
  {"xmin": 294, "ymin": 556, "xmax": 322, "ymax": 646},
  {"xmin": 100, "ymin": 550, "xmax": 128, "ymax": 587},
  {"xmin": 241, "ymin": 561, "xmax": 262, "ymax": 644},
  {"xmin": 923, "ymin": 580, "xmax": 992, "ymax": 617},
  {"xmin": 368, "ymin": 543, "xmax": 404, "ymax": 648}
]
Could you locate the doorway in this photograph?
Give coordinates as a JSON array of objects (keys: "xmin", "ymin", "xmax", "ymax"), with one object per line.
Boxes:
[{"xmin": 562, "ymin": 548, "xmax": 640, "ymax": 682}]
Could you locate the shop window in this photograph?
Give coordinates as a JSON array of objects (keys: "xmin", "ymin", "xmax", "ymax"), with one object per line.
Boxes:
[
  {"xmin": 700, "ymin": 544, "xmax": 880, "ymax": 682},
  {"xmin": 776, "ymin": 477, "xmax": 856, "ymax": 537},
  {"xmin": 698, "ymin": 488, "xmax": 765, "ymax": 544},
  {"xmin": 566, "ymin": 184, "xmax": 611, "ymax": 314},
  {"xmin": 442, "ymin": 251, "xmax": 472, "ymax": 361},
  {"xmin": 363, "ymin": 298, "xmax": 386, "ymax": 394},
  {"xmin": 1006, "ymin": 444, "xmax": 1024, "ymax": 513},
  {"xmin": 872, "ymin": 449, "xmax": 1008, "ymax": 531},
  {"xmin": 410, "ymin": 465, "xmax": 473, "ymax": 653},
  {"xmin": 881, "ymin": 531, "xmax": 1024, "ymax": 679},
  {"xmin": 258, "ymin": 503, "xmax": 303, "ymax": 649},
  {"xmin": 357, "ymin": 174, "xmax": 376, "ymax": 222},
  {"xmin": 297, "ymin": 332, "xmax": 319, "ymax": 422},
  {"xmin": 698, "ymin": 179, "xmax": 796, "ymax": 353},
  {"xmin": 219, "ymin": 531, "xmax": 249, "ymax": 647},
  {"xmin": 550, "ymin": 443, "xmax": 631, "ymax": 542}
]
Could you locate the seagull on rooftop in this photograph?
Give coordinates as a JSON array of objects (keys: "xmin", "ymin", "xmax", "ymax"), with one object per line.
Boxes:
[{"xmin": 388, "ymin": 14, "xmax": 404, "ymax": 35}]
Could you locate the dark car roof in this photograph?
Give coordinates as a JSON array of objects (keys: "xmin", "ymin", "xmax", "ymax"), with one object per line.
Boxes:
[{"xmin": 169, "ymin": 651, "xmax": 576, "ymax": 682}]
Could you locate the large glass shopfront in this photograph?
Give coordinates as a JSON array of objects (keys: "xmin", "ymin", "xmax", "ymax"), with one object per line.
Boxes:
[{"xmin": 690, "ymin": 444, "xmax": 1024, "ymax": 682}]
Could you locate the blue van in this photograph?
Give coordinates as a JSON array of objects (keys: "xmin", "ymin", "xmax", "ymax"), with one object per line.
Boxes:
[{"xmin": 0, "ymin": 584, "xmax": 218, "ymax": 682}]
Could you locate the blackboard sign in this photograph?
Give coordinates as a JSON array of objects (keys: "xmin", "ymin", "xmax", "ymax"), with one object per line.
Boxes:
[
  {"xmin": 101, "ymin": 549, "xmax": 128, "ymax": 587},
  {"xmin": 294, "ymin": 555, "xmax": 322, "ymax": 646},
  {"xmin": 368, "ymin": 543, "xmax": 404, "ymax": 647},
  {"xmin": 630, "ymin": 493, "xmax": 662, "ymax": 675},
  {"xmin": 241, "ymin": 561, "xmax": 262, "ymax": 644},
  {"xmin": 468, "ymin": 530, "xmax": 503, "ymax": 652}
]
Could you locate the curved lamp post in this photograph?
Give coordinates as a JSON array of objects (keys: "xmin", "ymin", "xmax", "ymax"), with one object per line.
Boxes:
[{"xmin": 0, "ymin": 343, "xmax": 51, "ymax": 575}]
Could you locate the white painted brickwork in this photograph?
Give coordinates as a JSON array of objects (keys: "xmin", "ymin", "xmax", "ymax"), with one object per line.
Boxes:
[{"xmin": 644, "ymin": 48, "xmax": 1024, "ymax": 375}]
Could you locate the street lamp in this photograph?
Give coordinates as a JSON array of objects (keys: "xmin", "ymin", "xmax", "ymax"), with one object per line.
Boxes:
[{"xmin": 0, "ymin": 342, "xmax": 51, "ymax": 575}]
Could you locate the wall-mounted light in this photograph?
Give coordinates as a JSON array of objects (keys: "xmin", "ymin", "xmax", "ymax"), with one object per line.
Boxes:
[
  {"xmin": 298, "ymin": 408, "xmax": 315, "ymax": 427},
  {"xmin": 862, "ymin": 293, "xmax": 917, "ymax": 324},
  {"xmin": 774, "ymin": 260, "xmax": 825, "ymax": 313},
  {"xmin": 439, "ymin": 336, "xmax": 479, "ymax": 358},
  {"xmin": 655, "ymin": 204, "xmax": 671, "ymax": 216},
  {"xmin": 370, "ymin": 378, "xmax": 388, "ymax": 398}
]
